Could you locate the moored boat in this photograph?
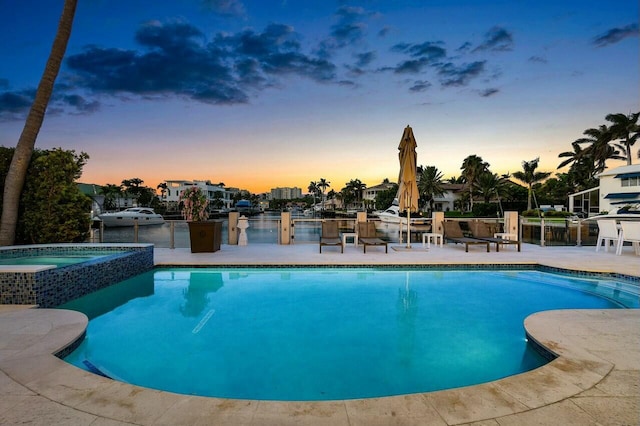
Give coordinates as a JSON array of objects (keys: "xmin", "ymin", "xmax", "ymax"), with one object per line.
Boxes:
[
  {"xmin": 98, "ymin": 208, "xmax": 165, "ymax": 227},
  {"xmin": 374, "ymin": 205, "xmax": 428, "ymax": 224},
  {"xmin": 584, "ymin": 203, "xmax": 640, "ymax": 222}
]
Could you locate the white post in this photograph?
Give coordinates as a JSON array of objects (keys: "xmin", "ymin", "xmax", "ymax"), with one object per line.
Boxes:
[{"xmin": 237, "ymin": 215, "xmax": 249, "ymax": 246}]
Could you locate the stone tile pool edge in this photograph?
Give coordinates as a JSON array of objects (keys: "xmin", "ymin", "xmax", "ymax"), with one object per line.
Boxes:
[
  {"xmin": 1, "ymin": 243, "xmax": 639, "ymax": 425},
  {"xmin": 2, "ymin": 307, "xmax": 635, "ymax": 425}
]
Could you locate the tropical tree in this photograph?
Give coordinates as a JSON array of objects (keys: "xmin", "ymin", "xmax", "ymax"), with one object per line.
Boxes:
[
  {"xmin": 557, "ymin": 141, "xmax": 599, "ymax": 191},
  {"xmin": 474, "ymin": 172, "xmax": 506, "ymax": 203},
  {"xmin": 0, "ymin": 0, "xmax": 78, "ymax": 246},
  {"xmin": 447, "ymin": 176, "xmax": 465, "ymax": 184},
  {"xmin": 538, "ymin": 174, "xmax": 573, "ymax": 207},
  {"xmin": 460, "ymin": 155, "xmax": 489, "ymax": 211},
  {"xmin": 512, "ymin": 158, "xmax": 551, "ymax": 211},
  {"xmin": 417, "ymin": 165, "xmax": 445, "ymax": 213},
  {"xmin": 318, "ymin": 178, "xmax": 330, "ymax": 210},
  {"xmin": 606, "ymin": 112, "xmax": 639, "ymax": 165},
  {"xmin": 157, "ymin": 182, "xmax": 168, "ymax": 199},
  {"xmin": 579, "ymin": 125, "xmax": 624, "ymax": 173},
  {"xmin": 375, "ymin": 184, "xmax": 398, "ymax": 210},
  {"xmin": 308, "ymin": 181, "xmax": 319, "ymax": 207},
  {"xmin": 342, "ymin": 179, "xmax": 366, "ymax": 209},
  {"xmin": 18, "ymin": 149, "xmax": 91, "ymax": 243},
  {"xmin": 100, "ymin": 184, "xmax": 123, "ymax": 211}
]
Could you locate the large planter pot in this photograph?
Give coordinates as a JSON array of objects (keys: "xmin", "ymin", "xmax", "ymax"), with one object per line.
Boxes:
[{"xmin": 188, "ymin": 221, "xmax": 222, "ymax": 253}]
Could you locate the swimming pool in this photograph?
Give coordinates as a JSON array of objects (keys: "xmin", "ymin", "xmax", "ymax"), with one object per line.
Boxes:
[
  {"xmin": 61, "ymin": 267, "xmax": 637, "ymax": 401},
  {"xmin": 0, "ymin": 254, "xmax": 104, "ymax": 267}
]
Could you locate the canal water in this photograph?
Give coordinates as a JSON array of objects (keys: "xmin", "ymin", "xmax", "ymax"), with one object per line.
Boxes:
[{"xmin": 98, "ymin": 212, "xmax": 413, "ymax": 247}]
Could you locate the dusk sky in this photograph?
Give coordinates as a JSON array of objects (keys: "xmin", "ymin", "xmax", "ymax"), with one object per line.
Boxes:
[{"xmin": 1, "ymin": 0, "xmax": 638, "ymax": 193}]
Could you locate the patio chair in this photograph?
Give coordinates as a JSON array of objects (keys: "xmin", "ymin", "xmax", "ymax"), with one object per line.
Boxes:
[
  {"xmin": 469, "ymin": 220, "xmax": 521, "ymax": 252},
  {"xmin": 357, "ymin": 222, "xmax": 388, "ymax": 253},
  {"xmin": 319, "ymin": 221, "xmax": 343, "ymax": 253},
  {"xmin": 616, "ymin": 221, "xmax": 640, "ymax": 256},
  {"xmin": 442, "ymin": 220, "xmax": 490, "ymax": 252},
  {"xmin": 595, "ymin": 219, "xmax": 621, "ymax": 253}
]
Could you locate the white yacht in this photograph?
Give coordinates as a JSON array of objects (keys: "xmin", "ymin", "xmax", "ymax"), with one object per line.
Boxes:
[
  {"xmin": 585, "ymin": 204, "xmax": 640, "ymax": 222},
  {"xmin": 374, "ymin": 205, "xmax": 428, "ymax": 224},
  {"xmin": 98, "ymin": 208, "xmax": 165, "ymax": 227}
]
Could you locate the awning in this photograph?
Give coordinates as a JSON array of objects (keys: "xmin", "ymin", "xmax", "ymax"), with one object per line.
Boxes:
[
  {"xmin": 604, "ymin": 192, "xmax": 640, "ymax": 199},
  {"xmin": 614, "ymin": 172, "xmax": 640, "ymax": 179}
]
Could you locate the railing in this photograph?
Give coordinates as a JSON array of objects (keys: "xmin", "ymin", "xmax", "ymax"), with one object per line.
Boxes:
[
  {"xmin": 521, "ymin": 217, "xmax": 599, "ymax": 246},
  {"xmin": 88, "ymin": 215, "xmax": 602, "ymax": 248}
]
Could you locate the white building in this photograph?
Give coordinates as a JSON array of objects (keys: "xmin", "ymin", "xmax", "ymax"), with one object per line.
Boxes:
[
  {"xmin": 569, "ymin": 164, "xmax": 640, "ymax": 215},
  {"xmin": 363, "ymin": 181, "xmax": 396, "ymax": 208},
  {"xmin": 431, "ymin": 183, "xmax": 465, "ymax": 212},
  {"xmin": 163, "ymin": 180, "xmax": 237, "ymax": 210}
]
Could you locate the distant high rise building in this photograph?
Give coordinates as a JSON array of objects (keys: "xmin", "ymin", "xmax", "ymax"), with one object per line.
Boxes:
[{"xmin": 270, "ymin": 187, "xmax": 302, "ymax": 200}]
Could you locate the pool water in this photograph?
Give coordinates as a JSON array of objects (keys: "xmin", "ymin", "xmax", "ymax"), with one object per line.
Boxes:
[
  {"xmin": 61, "ymin": 268, "xmax": 637, "ymax": 401},
  {"xmin": 0, "ymin": 255, "xmax": 103, "ymax": 267}
]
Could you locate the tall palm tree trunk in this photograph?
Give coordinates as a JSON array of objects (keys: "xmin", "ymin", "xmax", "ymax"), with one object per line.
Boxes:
[{"xmin": 0, "ymin": 0, "xmax": 77, "ymax": 246}]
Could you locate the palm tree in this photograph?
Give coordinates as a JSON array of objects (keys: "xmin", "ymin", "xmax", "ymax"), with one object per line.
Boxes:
[
  {"xmin": 606, "ymin": 112, "xmax": 639, "ymax": 165},
  {"xmin": 157, "ymin": 182, "xmax": 168, "ymax": 199},
  {"xmin": 100, "ymin": 184, "xmax": 123, "ymax": 211},
  {"xmin": 474, "ymin": 172, "xmax": 506, "ymax": 203},
  {"xmin": 579, "ymin": 125, "xmax": 624, "ymax": 173},
  {"xmin": 557, "ymin": 142, "xmax": 599, "ymax": 191},
  {"xmin": 343, "ymin": 179, "xmax": 366, "ymax": 209},
  {"xmin": 0, "ymin": 0, "xmax": 78, "ymax": 246},
  {"xmin": 417, "ymin": 165, "xmax": 445, "ymax": 214},
  {"xmin": 460, "ymin": 155, "xmax": 489, "ymax": 211},
  {"xmin": 308, "ymin": 181, "xmax": 319, "ymax": 208},
  {"xmin": 558, "ymin": 141, "xmax": 589, "ymax": 170},
  {"xmin": 318, "ymin": 178, "xmax": 330, "ymax": 211},
  {"xmin": 512, "ymin": 158, "xmax": 551, "ymax": 211}
]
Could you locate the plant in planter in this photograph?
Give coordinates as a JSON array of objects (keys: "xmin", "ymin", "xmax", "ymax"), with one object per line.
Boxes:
[
  {"xmin": 180, "ymin": 187, "xmax": 209, "ymax": 222},
  {"xmin": 180, "ymin": 187, "xmax": 221, "ymax": 252}
]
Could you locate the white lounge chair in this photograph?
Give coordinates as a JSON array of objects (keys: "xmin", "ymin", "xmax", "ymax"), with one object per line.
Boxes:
[
  {"xmin": 616, "ymin": 221, "xmax": 640, "ymax": 256},
  {"xmin": 595, "ymin": 220, "xmax": 621, "ymax": 253}
]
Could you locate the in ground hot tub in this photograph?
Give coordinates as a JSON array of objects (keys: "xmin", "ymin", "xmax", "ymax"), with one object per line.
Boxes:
[{"xmin": 0, "ymin": 244, "xmax": 153, "ymax": 307}]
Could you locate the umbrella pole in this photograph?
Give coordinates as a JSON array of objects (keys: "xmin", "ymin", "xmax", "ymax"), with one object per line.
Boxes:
[{"xmin": 406, "ymin": 210, "xmax": 411, "ymax": 248}]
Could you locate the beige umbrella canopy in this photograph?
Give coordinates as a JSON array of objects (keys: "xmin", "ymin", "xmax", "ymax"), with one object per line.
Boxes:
[{"xmin": 397, "ymin": 125, "xmax": 419, "ymax": 248}]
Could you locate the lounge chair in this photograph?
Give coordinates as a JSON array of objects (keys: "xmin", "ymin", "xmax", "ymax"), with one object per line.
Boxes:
[
  {"xmin": 596, "ymin": 219, "xmax": 621, "ymax": 253},
  {"xmin": 469, "ymin": 220, "xmax": 521, "ymax": 252},
  {"xmin": 616, "ymin": 221, "xmax": 640, "ymax": 256},
  {"xmin": 442, "ymin": 220, "xmax": 490, "ymax": 252},
  {"xmin": 319, "ymin": 221, "xmax": 343, "ymax": 253},
  {"xmin": 357, "ymin": 222, "xmax": 388, "ymax": 253}
]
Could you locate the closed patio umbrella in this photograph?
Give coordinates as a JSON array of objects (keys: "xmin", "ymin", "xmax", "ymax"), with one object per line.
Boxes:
[{"xmin": 397, "ymin": 125, "xmax": 419, "ymax": 248}]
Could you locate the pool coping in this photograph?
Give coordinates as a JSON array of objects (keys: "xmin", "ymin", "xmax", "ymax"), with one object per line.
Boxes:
[
  {"xmin": 1, "ymin": 307, "xmax": 638, "ymax": 425},
  {"xmin": 1, "ymin": 243, "xmax": 639, "ymax": 425}
]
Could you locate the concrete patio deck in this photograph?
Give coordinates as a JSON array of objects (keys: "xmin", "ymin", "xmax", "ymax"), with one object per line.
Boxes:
[{"xmin": 1, "ymin": 242, "xmax": 638, "ymax": 425}]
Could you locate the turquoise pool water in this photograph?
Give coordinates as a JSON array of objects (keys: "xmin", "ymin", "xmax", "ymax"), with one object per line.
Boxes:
[
  {"xmin": 0, "ymin": 255, "xmax": 103, "ymax": 267},
  {"xmin": 61, "ymin": 268, "xmax": 637, "ymax": 401}
]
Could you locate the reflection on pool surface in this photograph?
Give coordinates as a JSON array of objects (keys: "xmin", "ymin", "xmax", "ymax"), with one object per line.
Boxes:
[
  {"xmin": 61, "ymin": 268, "xmax": 636, "ymax": 401},
  {"xmin": 0, "ymin": 255, "xmax": 103, "ymax": 267}
]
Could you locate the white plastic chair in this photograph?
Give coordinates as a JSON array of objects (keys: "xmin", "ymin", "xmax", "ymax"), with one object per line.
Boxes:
[
  {"xmin": 595, "ymin": 220, "xmax": 621, "ymax": 253},
  {"xmin": 616, "ymin": 221, "xmax": 640, "ymax": 256}
]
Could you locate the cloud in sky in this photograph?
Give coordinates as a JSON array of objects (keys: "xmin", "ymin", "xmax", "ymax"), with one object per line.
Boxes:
[
  {"xmin": 592, "ymin": 23, "xmax": 639, "ymax": 47},
  {"xmin": 472, "ymin": 27, "xmax": 514, "ymax": 52},
  {"xmin": 5, "ymin": 4, "xmax": 631, "ymax": 122},
  {"xmin": 201, "ymin": 0, "xmax": 246, "ymax": 18}
]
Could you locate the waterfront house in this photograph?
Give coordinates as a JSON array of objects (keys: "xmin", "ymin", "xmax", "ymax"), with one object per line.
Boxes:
[{"xmin": 569, "ymin": 164, "xmax": 640, "ymax": 215}]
